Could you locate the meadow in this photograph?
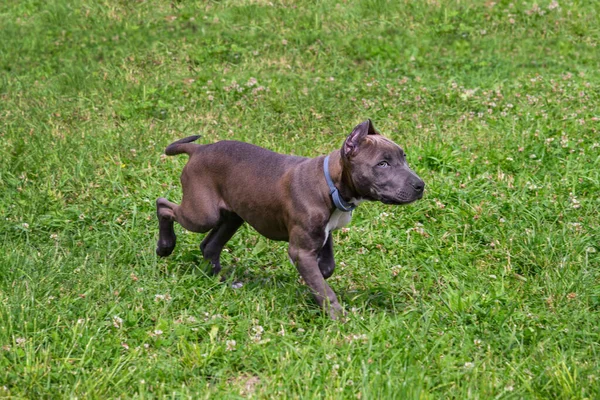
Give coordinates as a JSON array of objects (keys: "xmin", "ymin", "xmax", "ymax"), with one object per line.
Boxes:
[{"xmin": 1, "ymin": 0, "xmax": 599, "ymax": 398}]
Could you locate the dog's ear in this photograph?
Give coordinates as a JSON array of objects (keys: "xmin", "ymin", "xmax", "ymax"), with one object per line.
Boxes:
[{"xmin": 343, "ymin": 119, "xmax": 378, "ymax": 158}]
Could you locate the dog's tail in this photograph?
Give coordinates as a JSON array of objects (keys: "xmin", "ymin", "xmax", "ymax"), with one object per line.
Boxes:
[{"xmin": 165, "ymin": 135, "xmax": 201, "ymax": 156}]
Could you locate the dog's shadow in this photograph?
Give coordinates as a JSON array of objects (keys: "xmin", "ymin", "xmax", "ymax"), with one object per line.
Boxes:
[
  {"xmin": 164, "ymin": 250, "xmax": 297, "ymax": 287},
  {"xmin": 161, "ymin": 251, "xmax": 211, "ymax": 276},
  {"xmin": 163, "ymin": 250, "xmax": 408, "ymax": 315},
  {"xmin": 340, "ymin": 285, "xmax": 411, "ymax": 314}
]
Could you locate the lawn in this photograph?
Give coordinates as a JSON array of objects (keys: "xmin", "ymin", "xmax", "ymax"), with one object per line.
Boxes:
[{"xmin": 1, "ymin": 0, "xmax": 599, "ymax": 398}]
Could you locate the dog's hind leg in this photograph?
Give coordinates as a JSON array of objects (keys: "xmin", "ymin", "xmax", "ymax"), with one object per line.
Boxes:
[
  {"xmin": 200, "ymin": 212, "xmax": 244, "ymax": 275},
  {"xmin": 156, "ymin": 196, "xmax": 221, "ymax": 257},
  {"xmin": 156, "ymin": 197, "xmax": 179, "ymax": 257}
]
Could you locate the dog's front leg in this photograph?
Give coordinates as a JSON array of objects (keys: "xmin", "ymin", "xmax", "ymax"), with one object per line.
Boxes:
[
  {"xmin": 317, "ymin": 234, "xmax": 336, "ymax": 279},
  {"xmin": 288, "ymin": 233, "xmax": 344, "ymax": 320}
]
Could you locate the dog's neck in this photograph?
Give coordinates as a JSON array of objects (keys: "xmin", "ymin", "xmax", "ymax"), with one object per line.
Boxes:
[{"xmin": 325, "ymin": 151, "xmax": 361, "ymax": 209}]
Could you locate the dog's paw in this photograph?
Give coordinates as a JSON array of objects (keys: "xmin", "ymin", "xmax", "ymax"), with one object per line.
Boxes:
[
  {"xmin": 327, "ymin": 304, "xmax": 347, "ymax": 322},
  {"xmin": 156, "ymin": 240, "xmax": 175, "ymax": 257}
]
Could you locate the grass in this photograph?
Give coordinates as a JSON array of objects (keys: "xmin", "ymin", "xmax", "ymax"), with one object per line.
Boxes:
[{"xmin": 1, "ymin": 0, "xmax": 599, "ymax": 397}]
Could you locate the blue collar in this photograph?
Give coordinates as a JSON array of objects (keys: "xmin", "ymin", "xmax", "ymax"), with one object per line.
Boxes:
[{"xmin": 323, "ymin": 155, "xmax": 357, "ymax": 212}]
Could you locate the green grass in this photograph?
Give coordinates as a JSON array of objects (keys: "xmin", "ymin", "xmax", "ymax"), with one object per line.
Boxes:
[{"xmin": 1, "ymin": 0, "xmax": 599, "ymax": 397}]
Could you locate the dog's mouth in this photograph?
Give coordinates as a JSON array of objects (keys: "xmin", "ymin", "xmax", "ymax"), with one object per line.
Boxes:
[
  {"xmin": 381, "ymin": 198, "xmax": 417, "ymax": 205},
  {"xmin": 380, "ymin": 190, "xmax": 423, "ymax": 205}
]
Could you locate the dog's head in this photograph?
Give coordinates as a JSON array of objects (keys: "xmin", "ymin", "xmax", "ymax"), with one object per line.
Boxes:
[{"xmin": 341, "ymin": 120, "xmax": 424, "ymax": 205}]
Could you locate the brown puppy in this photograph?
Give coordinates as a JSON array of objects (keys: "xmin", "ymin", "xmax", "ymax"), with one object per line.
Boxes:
[{"xmin": 156, "ymin": 120, "xmax": 424, "ymax": 319}]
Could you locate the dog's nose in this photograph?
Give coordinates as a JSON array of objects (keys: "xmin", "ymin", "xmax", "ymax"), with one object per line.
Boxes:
[{"xmin": 411, "ymin": 179, "xmax": 425, "ymax": 192}]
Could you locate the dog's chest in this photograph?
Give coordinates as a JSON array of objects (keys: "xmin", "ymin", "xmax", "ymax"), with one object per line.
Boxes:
[{"xmin": 324, "ymin": 209, "xmax": 352, "ymax": 243}]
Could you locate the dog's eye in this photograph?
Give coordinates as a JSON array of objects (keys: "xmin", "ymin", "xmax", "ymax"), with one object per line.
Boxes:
[{"xmin": 377, "ymin": 161, "xmax": 390, "ymax": 168}]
